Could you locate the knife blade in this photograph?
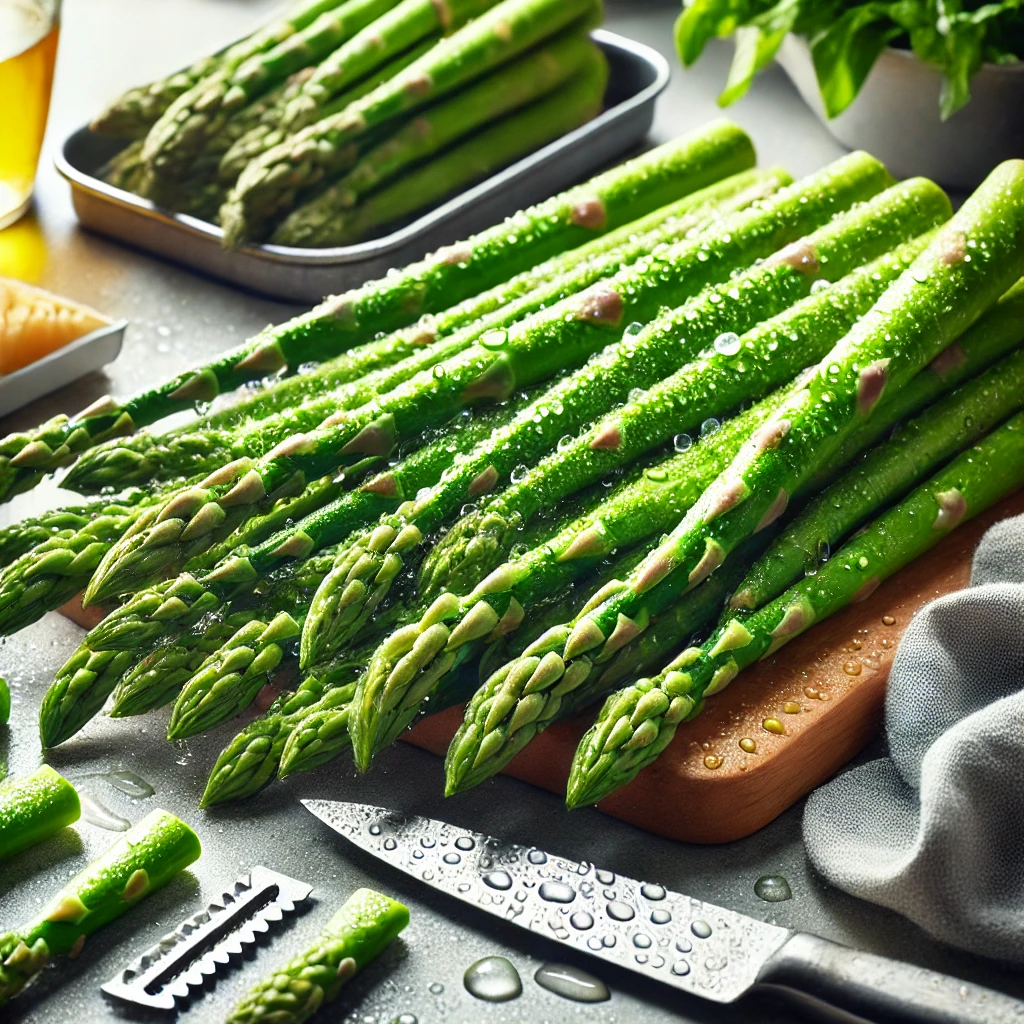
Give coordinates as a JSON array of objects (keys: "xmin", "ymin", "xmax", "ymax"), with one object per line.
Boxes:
[{"xmin": 303, "ymin": 800, "xmax": 1024, "ymax": 1024}]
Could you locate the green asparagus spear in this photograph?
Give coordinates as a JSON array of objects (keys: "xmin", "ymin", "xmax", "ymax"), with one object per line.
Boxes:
[
  {"xmin": 1, "ymin": 126, "xmax": 752, "ymax": 499},
  {"xmin": 99, "ymin": 140, "xmax": 146, "ymax": 192},
  {"xmin": 0, "ymin": 809, "xmax": 201, "ymax": 1006},
  {"xmin": 142, "ymin": 0, "xmax": 403, "ymax": 177},
  {"xmin": 218, "ymin": 35, "xmax": 439, "ymax": 185},
  {"xmin": 73, "ymin": 169, "xmax": 781, "ymax": 496},
  {"xmin": 99, "ymin": 153, "xmax": 889, "ymax": 606},
  {"xmin": 89, "ymin": 0, "xmax": 350, "ymax": 137},
  {"xmin": 520, "ymin": 160, "xmax": 1024, "ymax": 701},
  {"xmin": 419, "ymin": 195, "xmax": 944, "ymax": 598},
  {"xmin": 568, "ymin": 409, "xmax": 1024, "ymax": 806},
  {"xmin": 226, "ymin": 888, "xmax": 408, "ymax": 1024},
  {"xmin": 221, "ymin": 0, "xmax": 605, "ymax": 244},
  {"xmin": 299, "ymin": 156, "xmax": 901, "ymax": 675},
  {"xmin": 0, "ymin": 677, "xmax": 8, "ymax": 725},
  {"xmin": 271, "ymin": 30, "xmax": 603, "ymax": 243},
  {"xmin": 272, "ymin": 45, "xmax": 607, "ymax": 246},
  {"xmin": 0, "ymin": 766, "xmax": 80, "ymax": 861}
]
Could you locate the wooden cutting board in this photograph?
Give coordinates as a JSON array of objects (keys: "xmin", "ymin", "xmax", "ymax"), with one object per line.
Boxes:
[
  {"xmin": 60, "ymin": 493, "xmax": 1024, "ymax": 845},
  {"xmin": 406, "ymin": 491, "xmax": 1024, "ymax": 844}
]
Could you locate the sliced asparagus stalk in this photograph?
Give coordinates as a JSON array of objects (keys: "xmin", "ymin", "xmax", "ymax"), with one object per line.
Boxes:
[{"xmin": 0, "ymin": 766, "xmax": 81, "ymax": 861}]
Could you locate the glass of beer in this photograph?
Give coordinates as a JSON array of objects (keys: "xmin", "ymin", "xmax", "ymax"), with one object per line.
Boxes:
[{"xmin": 0, "ymin": 0, "xmax": 60, "ymax": 229}]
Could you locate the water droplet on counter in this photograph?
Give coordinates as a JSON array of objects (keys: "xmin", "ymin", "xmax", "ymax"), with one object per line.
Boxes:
[
  {"xmin": 443, "ymin": 853, "xmax": 461, "ymax": 865},
  {"xmin": 535, "ymin": 963, "xmax": 610, "ymax": 1003},
  {"xmin": 703, "ymin": 754, "xmax": 723, "ymax": 770},
  {"xmin": 539, "ymin": 882, "xmax": 576, "ymax": 904},
  {"xmin": 484, "ymin": 871, "xmax": 513, "ymax": 891},
  {"xmin": 428, "ymin": 982, "xmax": 445, "ymax": 995},
  {"xmin": 671, "ymin": 959, "xmax": 691, "ymax": 977},
  {"xmin": 755, "ymin": 875, "xmax": 793, "ymax": 903},
  {"xmin": 464, "ymin": 956, "xmax": 522, "ymax": 1002},
  {"xmin": 633, "ymin": 933, "xmax": 652, "ymax": 949},
  {"xmin": 570, "ymin": 912, "xmax": 594, "ymax": 930},
  {"xmin": 651, "ymin": 910, "xmax": 672, "ymax": 925},
  {"xmin": 606, "ymin": 901, "xmax": 635, "ymax": 922},
  {"xmin": 675, "ymin": 938, "xmax": 692, "ymax": 953},
  {"xmin": 882, "ymin": 615, "xmax": 896, "ymax": 626},
  {"xmin": 98, "ymin": 770, "xmax": 154, "ymax": 799},
  {"xmin": 455, "ymin": 836, "xmax": 475, "ymax": 851},
  {"xmin": 394, "ymin": 1015, "xmax": 418, "ymax": 1024},
  {"xmin": 691, "ymin": 920, "xmax": 712, "ymax": 939},
  {"xmin": 79, "ymin": 789, "xmax": 130, "ymax": 832},
  {"xmin": 640, "ymin": 883, "xmax": 666, "ymax": 901}
]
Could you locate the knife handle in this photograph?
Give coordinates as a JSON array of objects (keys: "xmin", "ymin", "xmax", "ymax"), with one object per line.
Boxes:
[{"xmin": 756, "ymin": 933, "xmax": 1024, "ymax": 1024}]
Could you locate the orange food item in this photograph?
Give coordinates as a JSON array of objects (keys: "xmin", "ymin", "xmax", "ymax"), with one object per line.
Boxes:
[{"xmin": 0, "ymin": 276, "xmax": 109, "ymax": 374}]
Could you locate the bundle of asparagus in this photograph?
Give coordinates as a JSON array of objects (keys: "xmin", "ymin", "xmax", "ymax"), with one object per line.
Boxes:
[
  {"xmin": 4, "ymin": 116, "xmax": 1024, "ymax": 818},
  {"xmin": 91, "ymin": 0, "xmax": 617, "ymax": 246}
]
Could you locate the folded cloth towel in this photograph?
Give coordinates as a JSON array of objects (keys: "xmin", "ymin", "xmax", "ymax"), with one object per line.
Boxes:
[{"xmin": 803, "ymin": 510, "xmax": 1024, "ymax": 963}]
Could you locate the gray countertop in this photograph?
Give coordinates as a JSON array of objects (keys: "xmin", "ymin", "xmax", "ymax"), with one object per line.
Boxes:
[{"xmin": 1, "ymin": 2, "xmax": 1020, "ymax": 1022}]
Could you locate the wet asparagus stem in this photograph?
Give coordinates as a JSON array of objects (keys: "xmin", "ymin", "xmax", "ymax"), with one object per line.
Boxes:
[
  {"xmin": 2, "ymin": 130, "xmax": 741, "ymax": 500},
  {"xmin": 568, "ymin": 408, "xmax": 1024, "ymax": 806},
  {"xmin": 141, "ymin": 0, "xmax": 401, "ymax": 177},
  {"xmin": 225, "ymin": 888, "xmax": 408, "ymax": 1024},
  {"xmin": 88, "ymin": 0, "xmax": 350, "ymax": 136},
  {"xmin": 270, "ymin": 29, "xmax": 604, "ymax": 242},
  {"xmin": 0, "ymin": 809, "xmax": 201, "ymax": 1006},
  {"xmin": 221, "ymin": 0, "xmax": 603, "ymax": 244},
  {"xmin": 0, "ymin": 766, "xmax": 80, "ymax": 861},
  {"xmin": 494, "ymin": 160, "xmax": 1024, "ymax": 729}
]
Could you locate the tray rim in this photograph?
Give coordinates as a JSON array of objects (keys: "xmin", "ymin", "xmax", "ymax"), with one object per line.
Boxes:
[{"xmin": 55, "ymin": 29, "xmax": 670, "ymax": 269}]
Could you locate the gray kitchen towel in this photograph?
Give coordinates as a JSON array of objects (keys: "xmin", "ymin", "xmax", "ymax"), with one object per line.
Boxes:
[{"xmin": 803, "ymin": 510, "xmax": 1024, "ymax": 963}]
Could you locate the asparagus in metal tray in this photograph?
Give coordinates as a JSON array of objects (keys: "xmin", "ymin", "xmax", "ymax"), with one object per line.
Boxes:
[
  {"xmin": 91, "ymin": 153, "xmax": 890, "ymax": 604},
  {"xmin": 504, "ymin": 160, "xmax": 1024, "ymax": 705},
  {"xmin": 297, "ymin": 159, "xmax": 907, "ymax": 674},
  {"xmin": 221, "ymin": 0, "xmax": 605, "ymax": 244},
  {"xmin": 568, "ymin": 407, "xmax": 1024, "ymax": 807},
  {"xmin": 225, "ymin": 888, "xmax": 408, "ymax": 1024},
  {"xmin": 73, "ymin": 169, "xmax": 781, "ymax": 497},
  {"xmin": 0, "ymin": 126, "xmax": 752, "ymax": 500},
  {"xmin": 270, "ymin": 29, "xmax": 605, "ymax": 243},
  {"xmin": 272, "ymin": 44, "xmax": 608, "ymax": 246},
  {"xmin": 141, "ymin": 0, "xmax": 404, "ymax": 177},
  {"xmin": 0, "ymin": 809, "xmax": 201, "ymax": 1006},
  {"xmin": 89, "ymin": 0, "xmax": 352, "ymax": 137},
  {"xmin": 0, "ymin": 766, "xmax": 80, "ymax": 861}
]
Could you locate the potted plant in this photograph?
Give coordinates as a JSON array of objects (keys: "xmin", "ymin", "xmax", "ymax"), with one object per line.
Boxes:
[{"xmin": 676, "ymin": 0, "xmax": 1024, "ymax": 187}]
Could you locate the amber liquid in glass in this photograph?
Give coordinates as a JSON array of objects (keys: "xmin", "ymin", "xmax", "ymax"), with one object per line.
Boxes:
[{"xmin": 0, "ymin": 2, "xmax": 59, "ymax": 227}]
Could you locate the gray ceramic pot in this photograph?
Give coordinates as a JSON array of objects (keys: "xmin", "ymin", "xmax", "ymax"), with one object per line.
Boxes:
[{"xmin": 776, "ymin": 34, "xmax": 1024, "ymax": 189}]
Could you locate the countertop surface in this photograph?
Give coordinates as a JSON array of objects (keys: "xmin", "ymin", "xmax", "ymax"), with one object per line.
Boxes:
[{"xmin": 2, "ymin": 2, "xmax": 1020, "ymax": 1022}]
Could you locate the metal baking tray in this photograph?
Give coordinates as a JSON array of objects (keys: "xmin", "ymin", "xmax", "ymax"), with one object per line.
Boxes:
[
  {"xmin": 55, "ymin": 30, "xmax": 669, "ymax": 304},
  {"xmin": 0, "ymin": 320, "xmax": 126, "ymax": 417}
]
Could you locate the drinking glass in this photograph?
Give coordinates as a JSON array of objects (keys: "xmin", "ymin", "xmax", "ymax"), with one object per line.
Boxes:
[{"xmin": 0, "ymin": 0, "xmax": 60, "ymax": 228}]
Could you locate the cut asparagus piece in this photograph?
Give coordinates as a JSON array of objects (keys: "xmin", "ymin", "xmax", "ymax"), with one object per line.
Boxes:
[
  {"xmin": 522, "ymin": 160, "xmax": 1024, "ymax": 702},
  {"xmin": 0, "ymin": 766, "xmax": 80, "ymax": 861},
  {"xmin": 271, "ymin": 30, "xmax": 604, "ymax": 242},
  {"xmin": 89, "ymin": 0, "xmax": 350, "ymax": 137},
  {"xmin": 225, "ymin": 889, "xmax": 408, "ymax": 1024},
  {"xmin": 0, "ymin": 809, "xmax": 201, "ymax": 1006},
  {"xmin": 221, "ymin": 0, "xmax": 604, "ymax": 244},
  {"xmin": 141, "ymin": 0, "xmax": 403, "ymax": 177},
  {"xmin": 568, "ymin": 408, "xmax": 1024, "ymax": 806},
  {"xmin": 0, "ymin": 125, "xmax": 754, "ymax": 499}
]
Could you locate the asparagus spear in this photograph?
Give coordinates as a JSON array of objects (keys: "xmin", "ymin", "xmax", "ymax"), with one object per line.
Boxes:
[
  {"xmin": 298, "ymin": 155, "xmax": 899, "ymax": 674},
  {"xmin": 568, "ymin": 408, "xmax": 1024, "ymax": 806},
  {"xmin": 508, "ymin": 160, "xmax": 1024, "ymax": 706},
  {"xmin": 732, "ymin": 345, "xmax": 1024, "ymax": 613},
  {"xmin": 226, "ymin": 888, "xmax": 408, "ymax": 1024},
  {"xmin": 419, "ymin": 192, "xmax": 945, "ymax": 598},
  {"xmin": 0, "ymin": 766, "xmax": 80, "ymax": 861},
  {"xmin": 142, "ymin": 0, "xmax": 403, "ymax": 177},
  {"xmin": 218, "ymin": 35, "xmax": 439, "ymax": 184},
  {"xmin": 271, "ymin": 30, "xmax": 603, "ymax": 241},
  {"xmin": 73, "ymin": 169, "xmax": 781, "ymax": 496},
  {"xmin": 89, "ymin": 0, "xmax": 350, "ymax": 137},
  {"xmin": 272, "ymin": 45, "xmax": 607, "ymax": 246},
  {"xmin": 96, "ymin": 153, "xmax": 890, "ymax": 605},
  {"xmin": 0, "ymin": 126, "xmax": 752, "ymax": 498},
  {"xmin": 0, "ymin": 809, "xmax": 201, "ymax": 1006},
  {"xmin": 220, "ymin": 0, "xmax": 605, "ymax": 244}
]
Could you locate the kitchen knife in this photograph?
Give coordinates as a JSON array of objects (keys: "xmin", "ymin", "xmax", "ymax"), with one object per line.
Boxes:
[{"xmin": 302, "ymin": 799, "xmax": 1024, "ymax": 1024}]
